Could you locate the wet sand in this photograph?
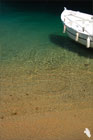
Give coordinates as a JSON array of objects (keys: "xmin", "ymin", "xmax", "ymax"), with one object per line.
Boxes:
[{"xmin": 0, "ymin": 63, "xmax": 93, "ymax": 140}]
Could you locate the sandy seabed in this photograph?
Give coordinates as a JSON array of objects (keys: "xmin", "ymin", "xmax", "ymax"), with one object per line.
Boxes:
[
  {"xmin": 0, "ymin": 63, "xmax": 93, "ymax": 140},
  {"xmin": 0, "ymin": 1, "xmax": 93, "ymax": 139}
]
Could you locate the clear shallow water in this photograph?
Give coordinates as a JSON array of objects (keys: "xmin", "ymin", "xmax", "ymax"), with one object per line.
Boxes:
[
  {"xmin": 0, "ymin": 4, "xmax": 93, "ymax": 70},
  {"xmin": 0, "ymin": 2, "xmax": 93, "ymax": 89},
  {"xmin": 0, "ymin": 3, "xmax": 93, "ymax": 140}
]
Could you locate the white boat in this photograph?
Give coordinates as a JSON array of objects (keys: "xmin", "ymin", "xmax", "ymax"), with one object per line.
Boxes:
[{"xmin": 61, "ymin": 7, "xmax": 93, "ymax": 48}]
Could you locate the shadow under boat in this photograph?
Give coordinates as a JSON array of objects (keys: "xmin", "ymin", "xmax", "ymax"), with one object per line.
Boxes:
[{"xmin": 49, "ymin": 34, "xmax": 93, "ymax": 59}]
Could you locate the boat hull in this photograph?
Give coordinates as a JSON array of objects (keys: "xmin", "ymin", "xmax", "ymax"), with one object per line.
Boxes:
[
  {"xmin": 66, "ymin": 26, "xmax": 93, "ymax": 48},
  {"xmin": 61, "ymin": 8, "xmax": 93, "ymax": 48}
]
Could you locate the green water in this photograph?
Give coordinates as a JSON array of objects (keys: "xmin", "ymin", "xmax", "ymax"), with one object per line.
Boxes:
[
  {"xmin": 0, "ymin": 2, "xmax": 93, "ymax": 86},
  {"xmin": 0, "ymin": 2, "xmax": 93, "ymax": 118},
  {"xmin": 0, "ymin": 7, "xmax": 93, "ymax": 71}
]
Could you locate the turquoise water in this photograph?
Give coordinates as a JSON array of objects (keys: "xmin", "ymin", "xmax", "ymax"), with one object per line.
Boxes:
[
  {"xmin": 0, "ymin": 4, "xmax": 93, "ymax": 140},
  {"xmin": 0, "ymin": 1, "xmax": 93, "ymax": 120},
  {"xmin": 0, "ymin": 2, "xmax": 93, "ymax": 78},
  {"xmin": 0, "ymin": 4, "xmax": 93, "ymax": 71}
]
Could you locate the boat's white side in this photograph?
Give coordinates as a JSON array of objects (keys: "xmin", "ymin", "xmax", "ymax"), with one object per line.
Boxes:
[
  {"xmin": 66, "ymin": 26, "xmax": 93, "ymax": 48},
  {"xmin": 61, "ymin": 8, "xmax": 93, "ymax": 48}
]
